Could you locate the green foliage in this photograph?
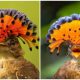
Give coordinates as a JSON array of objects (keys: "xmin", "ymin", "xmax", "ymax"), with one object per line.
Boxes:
[{"xmin": 57, "ymin": 2, "xmax": 80, "ymax": 17}]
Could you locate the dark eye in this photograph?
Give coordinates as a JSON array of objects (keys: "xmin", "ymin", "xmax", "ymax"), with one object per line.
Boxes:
[
  {"xmin": 11, "ymin": 42, "xmax": 15, "ymax": 45},
  {"xmin": 6, "ymin": 39, "xmax": 15, "ymax": 46},
  {"xmin": 6, "ymin": 37, "xmax": 19, "ymax": 46},
  {"xmin": 10, "ymin": 39, "xmax": 16, "ymax": 45}
]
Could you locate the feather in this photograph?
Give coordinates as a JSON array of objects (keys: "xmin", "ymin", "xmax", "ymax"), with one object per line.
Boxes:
[{"xmin": 0, "ymin": 9, "xmax": 39, "ymax": 51}]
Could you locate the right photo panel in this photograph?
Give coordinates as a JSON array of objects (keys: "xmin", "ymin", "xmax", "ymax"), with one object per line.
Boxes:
[{"xmin": 41, "ymin": 1, "xmax": 80, "ymax": 79}]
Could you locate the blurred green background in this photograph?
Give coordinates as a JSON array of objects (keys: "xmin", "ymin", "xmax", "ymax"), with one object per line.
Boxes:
[
  {"xmin": 0, "ymin": 1, "xmax": 40, "ymax": 70},
  {"xmin": 41, "ymin": 1, "xmax": 80, "ymax": 79}
]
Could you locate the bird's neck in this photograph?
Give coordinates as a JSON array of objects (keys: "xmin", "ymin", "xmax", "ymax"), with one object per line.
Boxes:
[{"xmin": 0, "ymin": 44, "xmax": 23, "ymax": 59}]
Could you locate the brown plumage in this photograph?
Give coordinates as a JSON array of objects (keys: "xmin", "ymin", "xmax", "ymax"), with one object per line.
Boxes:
[
  {"xmin": 0, "ymin": 39, "xmax": 39, "ymax": 79},
  {"xmin": 0, "ymin": 58, "xmax": 39, "ymax": 79}
]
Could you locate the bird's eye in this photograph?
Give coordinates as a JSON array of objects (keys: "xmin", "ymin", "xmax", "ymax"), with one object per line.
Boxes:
[
  {"xmin": 5, "ymin": 37, "xmax": 19, "ymax": 47},
  {"xmin": 10, "ymin": 41, "xmax": 15, "ymax": 45}
]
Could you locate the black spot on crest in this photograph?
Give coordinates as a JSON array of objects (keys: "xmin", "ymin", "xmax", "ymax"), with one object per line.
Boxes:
[
  {"xmin": 6, "ymin": 25, "xmax": 9, "ymax": 28},
  {"xmin": 53, "ymin": 38, "xmax": 56, "ymax": 41},
  {"xmin": 32, "ymin": 32, "xmax": 37, "ymax": 36},
  {"xmin": 47, "ymin": 34, "xmax": 51, "ymax": 39},
  {"xmin": 26, "ymin": 32, "xmax": 30, "ymax": 36},
  {"xmin": 68, "ymin": 19, "xmax": 72, "ymax": 22},
  {"xmin": 72, "ymin": 16, "xmax": 77, "ymax": 20},
  {"xmin": 29, "ymin": 47, "xmax": 32, "ymax": 51},
  {"xmin": 3, "ymin": 30, "xmax": 5, "ymax": 32},
  {"xmin": 23, "ymin": 41, "xmax": 25, "ymax": 44},
  {"xmin": 10, "ymin": 11, "xmax": 13, "ymax": 16},
  {"xmin": 57, "ymin": 25, "xmax": 60, "ymax": 29},
  {"xmin": 69, "ymin": 28, "xmax": 71, "ymax": 31},
  {"xmin": 32, "ymin": 39, "xmax": 36, "ymax": 43},
  {"xmin": 33, "ymin": 26, "xmax": 37, "ymax": 31},
  {"xmin": 37, "ymin": 38, "xmax": 39, "ymax": 41},
  {"xmin": 61, "ymin": 19, "xmax": 66, "ymax": 24},
  {"xmin": 1, "ymin": 12, "xmax": 4, "ymax": 18},
  {"xmin": 63, "ymin": 34, "xmax": 65, "ymax": 36},
  {"xmin": 74, "ymin": 30, "xmax": 76, "ymax": 32},
  {"xmin": 50, "ymin": 30, "xmax": 54, "ymax": 34},
  {"xmin": 34, "ymin": 26, "xmax": 37, "ymax": 29},
  {"xmin": 11, "ymin": 20, "xmax": 15, "ymax": 25},
  {"xmin": 36, "ymin": 46, "xmax": 38, "ymax": 49},
  {"xmin": 27, "ymin": 23, "xmax": 32, "ymax": 29},
  {"xmin": 26, "ymin": 18, "xmax": 29, "ymax": 23},
  {"xmin": 19, "ymin": 16, "xmax": 23, "ymax": 21},
  {"xmin": 68, "ymin": 35, "xmax": 70, "ymax": 38},
  {"xmin": 22, "ymin": 22, "xmax": 25, "ymax": 26},
  {"xmin": 10, "ymin": 30, "xmax": 13, "ymax": 33},
  {"xmin": 14, "ymin": 15, "xmax": 18, "ymax": 20},
  {"xmin": 1, "ymin": 19, "xmax": 4, "ymax": 23}
]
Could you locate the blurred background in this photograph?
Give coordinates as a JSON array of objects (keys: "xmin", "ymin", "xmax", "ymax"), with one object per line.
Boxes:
[
  {"xmin": 41, "ymin": 1, "xmax": 80, "ymax": 79},
  {"xmin": 0, "ymin": 1, "xmax": 40, "ymax": 70}
]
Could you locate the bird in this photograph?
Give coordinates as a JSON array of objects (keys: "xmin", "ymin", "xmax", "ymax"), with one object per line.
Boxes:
[
  {"xmin": 0, "ymin": 9, "xmax": 39, "ymax": 79},
  {"xmin": 46, "ymin": 14, "xmax": 80, "ymax": 59},
  {"xmin": 46, "ymin": 14, "xmax": 80, "ymax": 79}
]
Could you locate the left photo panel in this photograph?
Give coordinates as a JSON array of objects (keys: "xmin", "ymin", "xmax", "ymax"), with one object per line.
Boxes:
[{"xmin": 0, "ymin": 1, "xmax": 40, "ymax": 79}]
